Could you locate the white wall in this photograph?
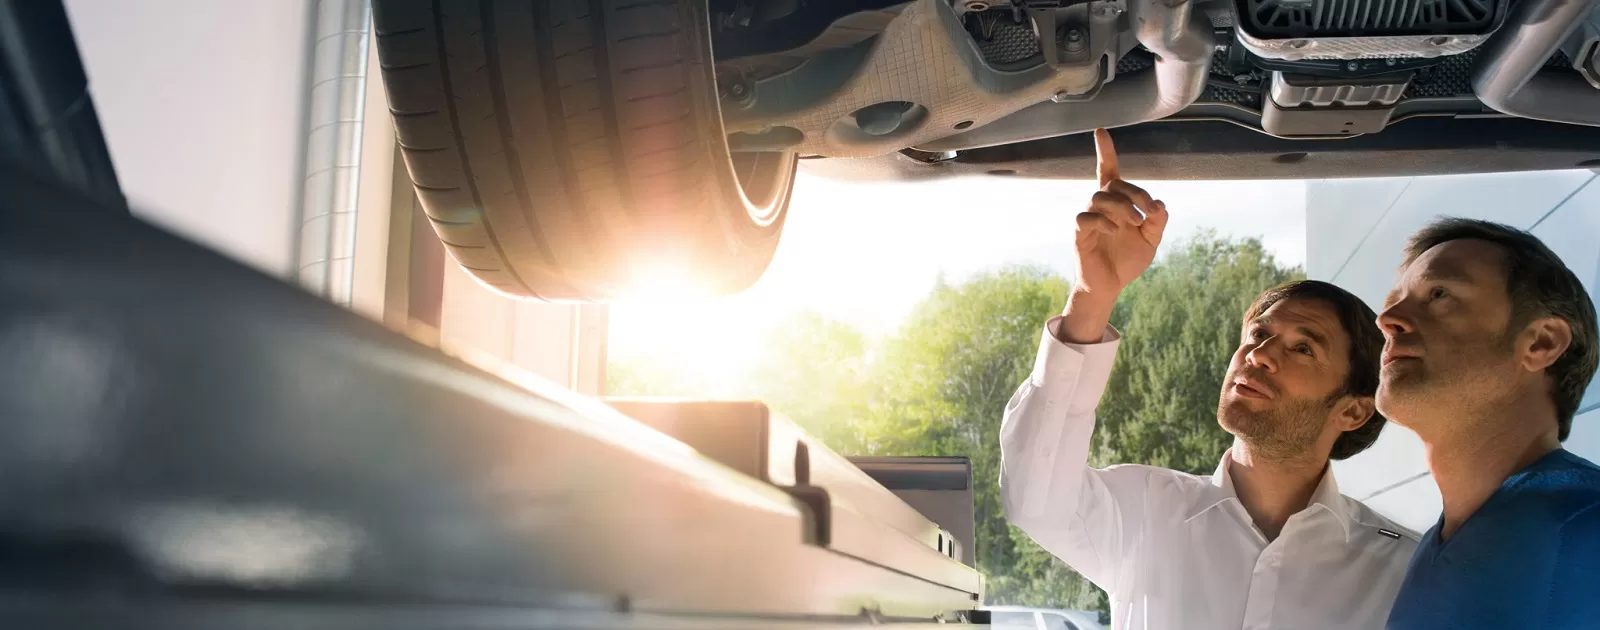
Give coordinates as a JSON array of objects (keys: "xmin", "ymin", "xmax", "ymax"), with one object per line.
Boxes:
[
  {"xmin": 65, "ymin": 0, "xmax": 313, "ymax": 277},
  {"xmin": 62, "ymin": 0, "xmax": 609, "ymax": 395},
  {"xmin": 1310, "ymin": 170, "xmax": 1600, "ymax": 532}
]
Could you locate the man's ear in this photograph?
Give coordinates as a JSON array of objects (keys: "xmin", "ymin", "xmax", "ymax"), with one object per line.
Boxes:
[
  {"xmin": 1334, "ymin": 395, "xmax": 1375, "ymax": 432},
  {"xmin": 1521, "ymin": 316, "xmax": 1573, "ymax": 373}
]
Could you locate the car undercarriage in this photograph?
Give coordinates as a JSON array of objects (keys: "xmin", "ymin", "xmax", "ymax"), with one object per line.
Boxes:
[
  {"xmin": 715, "ymin": 0, "xmax": 1600, "ymax": 163},
  {"xmin": 353, "ymin": 0, "xmax": 1600, "ymax": 300}
]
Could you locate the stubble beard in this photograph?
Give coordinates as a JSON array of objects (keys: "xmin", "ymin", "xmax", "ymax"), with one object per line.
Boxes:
[
  {"xmin": 1379, "ymin": 332, "xmax": 1517, "ymax": 433},
  {"xmin": 1218, "ymin": 392, "xmax": 1338, "ymax": 461},
  {"xmin": 1376, "ymin": 360, "xmax": 1428, "ymax": 430}
]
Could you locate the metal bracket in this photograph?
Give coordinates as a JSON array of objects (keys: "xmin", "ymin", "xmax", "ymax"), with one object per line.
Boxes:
[
  {"xmin": 1052, "ymin": 55, "xmax": 1109, "ymax": 102},
  {"xmin": 1025, "ymin": 1, "xmax": 1122, "ymax": 72}
]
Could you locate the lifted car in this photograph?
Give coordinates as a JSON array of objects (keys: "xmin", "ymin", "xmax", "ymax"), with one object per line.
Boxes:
[{"xmin": 371, "ymin": 0, "xmax": 1600, "ymax": 300}]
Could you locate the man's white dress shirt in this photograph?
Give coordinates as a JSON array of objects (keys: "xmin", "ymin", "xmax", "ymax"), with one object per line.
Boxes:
[{"xmin": 999, "ymin": 321, "xmax": 1420, "ymax": 630}]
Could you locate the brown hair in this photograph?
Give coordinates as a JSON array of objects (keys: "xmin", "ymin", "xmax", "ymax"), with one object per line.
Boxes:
[
  {"xmin": 1403, "ymin": 218, "xmax": 1598, "ymax": 441},
  {"xmin": 1244, "ymin": 280, "xmax": 1386, "ymax": 460}
]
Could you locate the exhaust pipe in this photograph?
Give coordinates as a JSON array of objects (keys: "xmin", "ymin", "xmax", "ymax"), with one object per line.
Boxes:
[
  {"xmin": 919, "ymin": 0, "xmax": 1215, "ymax": 151},
  {"xmin": 1472, "ymin": 0, "xmax": 1600, "ymax": 127}
]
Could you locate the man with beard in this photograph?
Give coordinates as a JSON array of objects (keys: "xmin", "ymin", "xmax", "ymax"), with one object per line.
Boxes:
[
  {"xmin": 1377, "ymin": 219, "xmax": 1600, "ymax": 629},
  {"xmin": 1000, "ymin": 130, "xmax": 1416, "ymax": 629}
]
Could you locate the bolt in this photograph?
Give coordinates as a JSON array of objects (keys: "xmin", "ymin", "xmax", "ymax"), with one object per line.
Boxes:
[
  {"xmin": 721, "ymin": 74, "xmax": 754, "ymax": 104},
  {"xmin": 1580, "ymin": 44, "xmax": 1600, "ymax": 89},
  {"xmin": 1347, "ymin": 61, "xmax": 1359, "ymax": 71},
  {"xmin": 1286, "ymin": 39, "xmax": 1309, "ymax": 49},
  {"xmin": 1233, "ymin": 74, "xmax": 1252, "ymax": 85},
  {"xmin": 1096, "ymin": 5, "xmax": 1123, "ymax": 18},
  {"xmin": 1426, "ymin": 36, "xmax": 1452, "ymax": 47},
  {"xmin": 1385, "ymin": 58, "xmax": 1397, "ymax": 66},
  {"xmin": 1062, "ymin": 26, "xmax": 1087, "ymax": 53}
]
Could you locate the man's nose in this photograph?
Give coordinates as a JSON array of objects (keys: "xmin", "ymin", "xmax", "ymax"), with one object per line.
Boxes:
[
  {"xmin": 1245, "ymin": 342, "xmax": 1278, "ymax": 372},
  {"xmin": 1377, "ymin": 302, "xmax": 1415, "ymax": 337}
]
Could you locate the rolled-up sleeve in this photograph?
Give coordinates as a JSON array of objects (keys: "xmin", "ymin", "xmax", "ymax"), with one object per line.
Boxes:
[{"xmin": 1000, "ymin": 316, "xmax": 1142, "ymax": 590}]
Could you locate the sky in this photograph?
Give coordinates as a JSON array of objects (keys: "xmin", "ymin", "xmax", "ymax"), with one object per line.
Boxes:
[{"xmin": 606, "ymin": 170, "xmax": 1309, "ymax": 385}]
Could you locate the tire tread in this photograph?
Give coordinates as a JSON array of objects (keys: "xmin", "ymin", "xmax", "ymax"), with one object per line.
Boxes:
[{"xmin": 372, "ymin": 0, "xmax": 787, "ymax": 299}]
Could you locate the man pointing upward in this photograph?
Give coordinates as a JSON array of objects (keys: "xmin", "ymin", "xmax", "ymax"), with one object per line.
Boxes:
[{"xmin": 999, "ymin": 130, "xmax": 1417, "ymax": 629}]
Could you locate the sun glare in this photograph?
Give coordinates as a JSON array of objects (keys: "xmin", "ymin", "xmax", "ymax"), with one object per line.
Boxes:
[
  {"xmin": 611, "ymin": 251, "xmax": 787, "ymax": 397},
  {"xmin": 622, "ymin": 253, "xmax": 714, "ymax": 303}
]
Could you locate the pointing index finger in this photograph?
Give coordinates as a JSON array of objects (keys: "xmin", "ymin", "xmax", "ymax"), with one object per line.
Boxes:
[{"xmin": 1095, "ymin": 128, "xmax": 1120, "ymax": 188}]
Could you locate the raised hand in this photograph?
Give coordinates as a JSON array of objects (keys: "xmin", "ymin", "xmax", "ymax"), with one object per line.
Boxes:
[
  {"xmin": 1073, "ymin": 128, "xmax": 1169, "ymax": 299},
  {"xmin": 1056, "ymin": 129, "xmax": 1170, "ymax": 344}
]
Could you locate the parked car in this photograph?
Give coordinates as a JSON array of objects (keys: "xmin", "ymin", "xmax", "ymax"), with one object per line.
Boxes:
[{"xmin": 986, "ymin": 605, "xmax": 1108, "ymax": 630}]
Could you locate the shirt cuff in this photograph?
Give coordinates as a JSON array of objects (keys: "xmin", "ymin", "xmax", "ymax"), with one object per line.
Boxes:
[{"xmin": 1030, "ymin": 316, "xmax": 1121, "ymax": 391}]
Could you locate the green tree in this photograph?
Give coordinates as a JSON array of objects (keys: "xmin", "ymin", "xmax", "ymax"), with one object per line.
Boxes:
[
  {"xmin": 746, "ymin": 312, "xmax": 874, "ymax": 453},
  {"xmin": 607, "ymin": 312, "xmax": 877, "ymax": 452},
  {"xmin": 862, "ymin": 266, "xmax": 1089, "ymax": 608}
]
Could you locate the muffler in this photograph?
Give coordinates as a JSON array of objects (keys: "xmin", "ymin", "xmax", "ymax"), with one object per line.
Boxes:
[
  {"xmin": 1472, "ymin": 0, "xmax": 1600, "ymax": 127},
  {"xmin": 918, "ymin": 0, "xmax": 1216, "ymax": 151}
]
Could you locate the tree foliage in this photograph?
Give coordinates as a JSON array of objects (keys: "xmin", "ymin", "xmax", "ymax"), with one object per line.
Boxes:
[
  {"xmin": 606, "ymin": 234, "xmax": 1303, "ymax": 617},
  {"xmin": 747, "ymin": 311, "xmax": 874, "ymax": 453},
  {"xmin": 864, "ymin": 267, "xmax": 1075, "ymax": 605}
]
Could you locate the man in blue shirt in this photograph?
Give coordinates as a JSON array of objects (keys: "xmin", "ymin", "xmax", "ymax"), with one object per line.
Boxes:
[{"xmin": 1377, "ymin": 218, "xmax": 1600, "ymax": 629}]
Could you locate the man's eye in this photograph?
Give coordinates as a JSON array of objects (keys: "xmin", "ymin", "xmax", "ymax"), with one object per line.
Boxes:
[
  {"xmin": 1294, "ymin": 344, "xmax": 1314, "ymax": 356},
  {"xmin": 1250, "ymin": 328, "xmax": 1267, "ymax": 340},
  {"xmin": 1429, "ymin": 286, "xmax": 1449, "ymax": 300}
]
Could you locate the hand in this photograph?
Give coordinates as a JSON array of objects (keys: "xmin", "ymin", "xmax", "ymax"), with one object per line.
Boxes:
[
  {"xmin": 1054, "ymin": 129, "xmax": 1169, "ymax": 344},
  {"xmin": 1073, "ymin": 129, "xmax": 1168, "ymax": 299}
]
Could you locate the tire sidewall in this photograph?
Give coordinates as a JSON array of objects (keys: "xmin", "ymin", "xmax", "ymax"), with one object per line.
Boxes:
[{"xmin": 677, "ymin": 0, "xmax": 797, "ymax": 294}]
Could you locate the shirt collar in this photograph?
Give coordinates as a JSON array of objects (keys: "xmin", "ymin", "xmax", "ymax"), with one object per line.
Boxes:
[{"xmin": 1184, "ymin": 448, "xmax": 1354, "ymax": 542}]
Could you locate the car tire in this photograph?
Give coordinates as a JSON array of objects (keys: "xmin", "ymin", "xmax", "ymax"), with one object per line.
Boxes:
[{"xmin": 372, "ymin": 0, "xmax": 796, "ymax": 300}]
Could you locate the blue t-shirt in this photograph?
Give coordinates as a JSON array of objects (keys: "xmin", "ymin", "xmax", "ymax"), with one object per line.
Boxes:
[{"xmin": 1387, "ymin": 449, "xmax": 1600, "ymax": 629}]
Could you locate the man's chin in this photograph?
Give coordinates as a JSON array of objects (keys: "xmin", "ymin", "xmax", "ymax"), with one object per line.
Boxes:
[
  {"xmin": 1381, "ymin": 359, "xmax": 1424, "ymax": 382},
  {"xmin": 1376, "ymin": 382, "xmax": 1427, "ymax": 426},
  {"xmin": 1377, "ymin": 373, "xmax": 1424, "ymax": 398},
  {"xmin": 1217, "ymin": 406, "xmax": 1266, "ymax": 436}
]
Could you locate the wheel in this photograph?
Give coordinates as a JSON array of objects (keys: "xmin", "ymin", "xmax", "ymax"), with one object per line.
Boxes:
[{"xmin": 372, "ymin": 0, "xmax": 797, "ymax": 301}]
